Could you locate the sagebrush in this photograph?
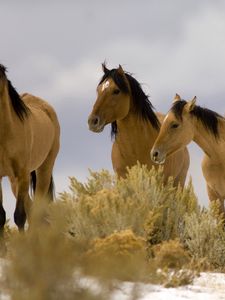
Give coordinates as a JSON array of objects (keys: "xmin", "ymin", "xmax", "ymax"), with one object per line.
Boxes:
[{"xmin": 1, "ymin": 164, "xmax": 225, "ymax": 299}]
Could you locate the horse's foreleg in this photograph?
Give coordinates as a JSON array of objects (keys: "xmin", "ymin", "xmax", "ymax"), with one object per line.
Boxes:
[
  {"xmin": 0, "ymin": 179, "xmax": 6, "ymax": 236},
  {"xmin": 173, "ymin": 148, "xmax": 190, "ymax": 188},
  {"xmin": 14, "ymin": 176, "xmax": 32, "ymax": 231},
  {"xmin": 173, "ymin": 164, "xmax": 188, "ymax": 188},
  {"xmin": 207, "ymin": 184, "xmax": 225, "ymax": 217}
]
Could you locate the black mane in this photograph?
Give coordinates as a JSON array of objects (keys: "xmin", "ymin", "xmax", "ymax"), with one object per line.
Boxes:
[
  {"xmin": 0, "ymin": 64, "xmax": 7, "ymax": 75},
  {"xmin": 99, "ymin": 66, "xmax": 160, "ymax": 139},
  {"xmin": 0, "ymin": 64, "xmax": 30, "ymax": 121},
  {"xmin": 8, "ymin": 80, "xmax": 30, "ymax": 120},
  {"xmin": 171, "ymin": 100, "xmax": 222, "ymax": 138}
]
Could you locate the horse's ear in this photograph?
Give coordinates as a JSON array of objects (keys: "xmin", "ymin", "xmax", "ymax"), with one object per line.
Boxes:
[
  {"xmin": 186, "ymin": 96, "xmax": 197, "ymax": 112},
  {"xmin": 173, "ymin": 93, "xmax": 181, "ymax": 103},
  {"xmin": 117, "ymin": 64, "xmax": 125, "ymax": 76},
  {"xmin": 0, "ymin": 64, "xmax": 7, "ymax": 80},
  {"xmin": 102, "ymin": 63, "xmax": 109, "ymax": 74}
]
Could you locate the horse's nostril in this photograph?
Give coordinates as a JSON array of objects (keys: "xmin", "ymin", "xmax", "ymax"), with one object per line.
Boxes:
[
  {"xmin": 88, "ymin": 115, "xmax": 100, "ymax": 128},
  {"xmin": 153, "ymin": 151, "xmax": 159, "ymax": 158},
  {"xmin": 93, "ymin": 117, "xmax": 99, "ymax": 125}
]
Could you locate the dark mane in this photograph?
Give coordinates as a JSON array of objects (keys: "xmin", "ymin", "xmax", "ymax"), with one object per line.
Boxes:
[
  {"xmin": 171, "ymin": 100, "xmax": 223, "ymax": 138},
  {"xmin": 0, "ymin": 64, "xmax": 7, "ymax": 77},
  {"xmin": 0, "ymin": 64, "xmax": 30, "ymax": 121},
  {"xmin": 99, "ymin": 66, "xmax": 160, "ymax": 139},
  {"xmin": 7, "ymin": 81, "xmax": 30, "ymax": 121}
]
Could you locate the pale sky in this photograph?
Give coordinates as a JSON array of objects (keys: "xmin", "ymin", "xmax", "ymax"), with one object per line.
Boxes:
[{"xmin": 1, "ymin": 0, "xmax": 225, "ymax": 222}]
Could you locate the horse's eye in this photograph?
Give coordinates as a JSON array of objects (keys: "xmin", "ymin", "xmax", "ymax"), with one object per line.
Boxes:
[
  {"xmin": 113, "ymin": 89, "xmax": 120, "ymax": 95},
  {"xmin": 171, "ymin": 123, "xmax": 179, "ymax": 129}
]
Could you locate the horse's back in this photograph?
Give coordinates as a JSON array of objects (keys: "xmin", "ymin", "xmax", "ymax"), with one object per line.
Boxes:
[
  {"xmin": 21, "ymin": 93, "xmax": 59, "ymax": 128},
  {"xmin": 20, "ymin": 93, "xmax": 60, "ymax": 169}
]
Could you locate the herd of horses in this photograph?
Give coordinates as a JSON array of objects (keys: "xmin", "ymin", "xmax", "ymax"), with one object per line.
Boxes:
[
  {"xmin": 89, "ymin": 64, "xmax": 225, "ymax": 218},
  {"xmin": 0, "ymin": 62, "xmax": 224, "ymax": 234}
]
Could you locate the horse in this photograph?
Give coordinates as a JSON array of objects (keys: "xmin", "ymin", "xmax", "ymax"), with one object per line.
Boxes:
[
  {"xmin": 151, "ymin": 94, "xmax": 225, "ymax": 215},
  {"xmin": 0, "ymin": 64, "xmax": 60, "ymax": 233},
  {"xmin": 88, "ymin": 64, "xmax": 189, "ymax": 187}
]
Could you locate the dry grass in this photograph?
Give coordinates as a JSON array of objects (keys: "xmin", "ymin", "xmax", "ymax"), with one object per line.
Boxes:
[
  {"xmin": 1, "ymin": 164, "xmax": 225, "ymax": 299},
  {"xmin": 6, "ymin": 201, "xmax": 108, "ymax": 300},
  {"xmin": 184, "ymin": 201, "xmax": 225, "ymax": 270},
  {"xmin": 83, "ymin": 229, "xmax": 147, "ymax": 281}
]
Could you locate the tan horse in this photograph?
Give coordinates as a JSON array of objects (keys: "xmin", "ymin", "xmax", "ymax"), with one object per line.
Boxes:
[
  {"xmin": 151, "ymin": 94, "xmax": 225, "ymax": 214},
  {"xmin": 88, "ymin": 64, "xmax": 189, "ymax": 186},
  {"xmin": 0, "ymin": 65, "xmax": 60, "ymax": 232}
]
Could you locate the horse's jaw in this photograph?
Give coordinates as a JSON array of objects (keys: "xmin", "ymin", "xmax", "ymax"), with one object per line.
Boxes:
[
  {"xmin": 88, "ymin": 124, "xmax": 105, "ymax": 133},
  {"xmin": 152, "ymin": 157, "xmax": 166, "ymax": 165}
]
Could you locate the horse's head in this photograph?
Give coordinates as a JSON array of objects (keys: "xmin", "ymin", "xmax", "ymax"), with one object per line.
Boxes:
[
  {"xmin": 88, "ymin": 64, "xmax": 131, "ymax": 133},
  {"xmin": 151, "ymin": 94, "xmax": 196, "ymax": 164}
]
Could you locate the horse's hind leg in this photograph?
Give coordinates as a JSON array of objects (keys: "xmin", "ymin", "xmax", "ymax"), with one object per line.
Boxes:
[
  {"xmin": 0, "ymin": 179, "xmax": 7, "ymax": 256},
  {"xmin": 13, "ymin": 175, "xmax": 32, "ymax": 231},
  {"xmin": 0, "ymin": 179, "xmax": 6, "ymax": 236},
  {"xmin": 35, "ymin": 147, "xmax": 58, "ymax": 202}
]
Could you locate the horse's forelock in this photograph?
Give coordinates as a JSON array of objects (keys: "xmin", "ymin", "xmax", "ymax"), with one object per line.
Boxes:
[
  {"xmin": 171, "ymin": 100, "xmax": 187, "ymax": 120},
  {"xmin": 99, "ymin": 67, "xmax": 129, "ymax": 94}
]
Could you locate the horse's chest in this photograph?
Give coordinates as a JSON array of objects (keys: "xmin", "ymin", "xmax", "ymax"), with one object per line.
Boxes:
[
  {"xmin": 112, "ymin": 141, "xmax": 152, "ymax": 174},
  {"xmin": 202, "ymin": 159, "xmax": 225, "ymax": 197}
]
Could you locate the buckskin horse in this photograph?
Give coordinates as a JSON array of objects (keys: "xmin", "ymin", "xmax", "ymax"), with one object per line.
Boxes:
[
  {"xmin": 151, "ymin": 94, "xmax": 225, "ymax": 215},
  {"xmin": 88, "ymin": 64, "xmax": 189, "ymax": 187},
  {"xmin": 0, "ymin": 65, "xmax": 60, "ymax": 233}
]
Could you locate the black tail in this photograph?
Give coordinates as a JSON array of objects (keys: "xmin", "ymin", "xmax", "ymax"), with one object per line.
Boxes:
[
  {"xmin": 30, "ymin": 171, "xmax": 36, "ymax": 197},
  {"xmin": 30, "ymin": 172, "xmax": 55, "ymax": 201},
  {"xmin": 48, "ymin": 176, "xmax": 55, "ymax": 202}
]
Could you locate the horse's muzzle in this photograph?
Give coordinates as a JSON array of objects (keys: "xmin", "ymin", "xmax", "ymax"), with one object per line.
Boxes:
[
  {"xmin": 88, "ymin": 114, "xmax": 105, "ymax": 132},
  {"xmin": 150, "ymin": 148, "xmax": 166, "ymax": 164}
]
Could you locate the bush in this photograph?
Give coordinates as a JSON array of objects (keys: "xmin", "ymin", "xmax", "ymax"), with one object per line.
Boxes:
[
  {"xmin": 6, "ymin": 201, "xmax": 108, "ymax": 300},
  {"xmin": 184, "ymin": 201, "xmax": 225, "ymax": 270},
  {"xmin": 2, "ymin": 164, "xmax": 225, "ymax": 299},
  {"xmin": 152, "ymin": 239, "xmax": 190, "ymax": 269},
  {"xmin": 84, "ymin": 229, "xmax": 147, "ymax": 281},
  {"xmin": 50, "ymin": 164, "xmax": 199, "ymax": 244}
]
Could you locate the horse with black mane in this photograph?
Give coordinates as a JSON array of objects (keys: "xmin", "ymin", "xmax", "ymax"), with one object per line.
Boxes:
[
  {"xmin": 88, "ymin": 64, "xmax": 189, "ymax": 186},
  {"xmin": 151, "ymin": 94, "xmax": 225, "ymax": 215},
  {"xmin": 0, "ymin": 64, "xmax": 60, "ymax": 233}
]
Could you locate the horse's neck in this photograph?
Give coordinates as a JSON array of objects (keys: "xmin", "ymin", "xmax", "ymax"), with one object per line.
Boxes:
[
  {"xmin": 193, "ymin": 118, "xmax": 225, "ymax": 159},
  {"xmin": 116, "ymin": 111, "xmax": 158, "ymax": 152},
  {"xmin": 0, "ymin": 88, "xmax": 15, "ymax": 135}
]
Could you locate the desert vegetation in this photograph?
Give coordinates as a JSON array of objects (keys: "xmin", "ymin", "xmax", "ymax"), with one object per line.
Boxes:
[{"xmin": 1, "ymin": 164, "xmax": 225, "ymax": 299}]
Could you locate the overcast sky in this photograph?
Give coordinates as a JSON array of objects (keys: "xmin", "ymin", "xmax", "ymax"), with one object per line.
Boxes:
[{"xmin": 1, "ymin": 1, "xmax": 225, "ymax": 222}]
